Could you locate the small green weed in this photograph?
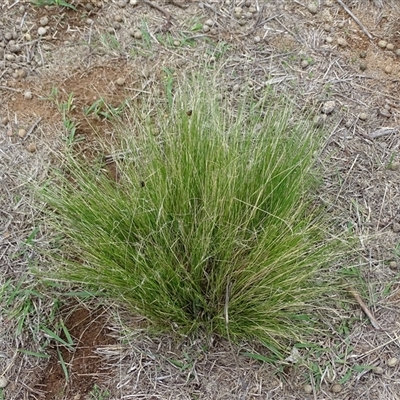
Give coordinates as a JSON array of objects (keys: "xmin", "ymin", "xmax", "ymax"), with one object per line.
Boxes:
[
  {"xmin": 84, "ymin": 98, "xmax": 127, "ymax": 120},
  {"xmin": 31, "ymin": 0, "xmax": 77, "ymax": 11},
  {"xmin": 89, "ymin": 384, "xmax": 110, "ymax": 400}
]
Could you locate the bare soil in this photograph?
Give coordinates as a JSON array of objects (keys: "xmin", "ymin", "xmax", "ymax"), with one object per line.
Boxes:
[{"xmin": 1, "ymin": 0, "xmax": 400, "ymax": 399}]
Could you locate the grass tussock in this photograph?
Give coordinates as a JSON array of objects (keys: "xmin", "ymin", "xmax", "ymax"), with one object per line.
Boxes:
[{"xmin": 39, "ymin": 80, "xmax": 342, "ymax": 350}]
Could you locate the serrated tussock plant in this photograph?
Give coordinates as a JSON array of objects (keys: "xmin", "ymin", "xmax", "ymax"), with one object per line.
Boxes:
[{"xmin": 39, "ymin": 80, "xmax": 342, "ymax": 350}]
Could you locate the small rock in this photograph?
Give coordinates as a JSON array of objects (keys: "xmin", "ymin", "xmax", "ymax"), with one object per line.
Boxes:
[
  {"xmin": 24, "ymin": 33, "xmax": 32, "ymax": 41},
  {"xmin": 18, "ymin": 128, "xmax": 26, "ymax": 138},
  {"xmin": 378, "ymin": 40, "xmax": 387, "ymax": 48},
  {"xmin": 249, "ymin": 6, "xmax": 257, "ymax": 13},
  {"xmin": 238, "ymin": 19, "xmax": 247, "ymax": 26},
  {"xmin": 234, "ymin": 7, "xmax": 242, "ymax": 14},
  {"xmin": 384, "ymin": 66, "xmax": 392, "ymax": 74},
  {"xmin": 323, "ymin": 24, "xmax": 331, "ymax": 32},
  {"xmin": 114, "ymin": 14, "xmax": 123, "ymax": 22},
  {"xmin": 344, "ymin": 120, "xmax": 353, "ymax": 128},
  {"xmin": 24, "ymin": 91, "xmax": 33, "ymax": 100},
  {"xmin": 301, "ymin": 59, "xmax": 309, "ymax": 69},
  {"xmin": 387, "ymin": 43, "xmax": 395, "ymax": 50},
  {"xmin": 337, "ymin": 37, "xmax": 347, "ymax": 46},
  {"xmin": 373, "ymin": 366, "xmax": 384, "ymax": 375},
  {"xmin": 307, "ymin": 3, "xmax": 318, "ymax": 14},
  {"xmin": 1, "ymin": 117, "xmax": 9, "ymax": 125},
  {"xmin": 360, "ymin": 50, "xmax": 367, "ymax": 58},
  {"xmin": 396, "ymin": 49, "xmax": 400, "ymax": 56},
  {"xmin": 202, "ymin": 25, "xmax": 210, "ymax": 33},
  {"xmin": 133, "ymin": 30, "xmax": 142, "ymax": 39},
  {"xmin": 389, "ymin": 261, "xmax": 398, "ymax": 270},
  {"xmin": 27, "ymin": 143, "xmax": 37, "ymax": 153},
  {"xmin": 331, "ymin": 384, "xmax": 342, "ymax": 393},
  {"xmin": 337, "ymin": 21, "xmax": 345, "ymax": 28},
  {"xmin": 393, "ymin": 223, "xmax": 400, "ymax": 233},
  {"xmin": 130, "ymin": 0, "xmax": 138, "ymax": 5},
  {"xmin": 325, "ymin": 36, "xmax": 333, "ymax": 44},
  {"xmin": 379, "ymin": 108, "xmax": 391, "ymax": 118},
  {"xmin": 387, "ymin": 357, "xmax": 398, "ymax": 368},
  {"xmin": 115, "ymin": 77, "xmax": 125, "ymax": 86},
  {"xmin": 113, "ymin": 21, "xmax": 121, "ymax": 30},
  {"xmin": 86, "ymin": 18, "xmax": 94, "ymax": 25},
  {"xmin": 205, "ymin": 19, "xmax": 215, "ymax": 27},
  {"xmin": 232, "ymin": 84, "xmax": 241, "ymax": 93},
  {"xmin": 360, "ymin": 61, "xmax": 367, "ymax": 71},
  {"xmin": 322, "ymin": 100, "xmax": 335, "ymax": 114},
  {"xmin": 5, "ymin": 54, "xmax": 15, "ymax": 61},
  {"xmin": 173, "ymin": 40, "xmax": 180, "ymax": 46},
  {"xmin": 303, "ymin": 384, "xmax": 313, "ymax": 394},
  {"xmin": 253, "ymin": 36, "xmax": 261, "ymax": 43},
  {"xmin": 38, "ymin": 27, "xmax": 47, "ymax": 36},
  {"xmin": 314, "ymin": 114, "xmax": 327, "ymax": 127},
  {"xmin": 4, "ymin": 32, "xmax": 13, "ymax": 41},
  {"xmin": 118, "ymin": 0, "xmax": 127, "ymax": 7},
  {"xmin": 245, "ymin": 12, "xmax": 253, "ymax": 19},
  {"xmin": 359, "ymin": 112, "xmax": 368, "ymax": 121},
  {"xmin": 0, "ymin": 376, "xmax": 8, "ymax": 389},
  {"xmin": 325, "ymin": 0, "xmax": 333, "ymax": 5},
  {"xmin": 17, "ymin": 69, "xmax": 27, "ymax": 78},
  {"xmin": 39, "ymin": 16, "xmax": 49, "ymax": 26}
]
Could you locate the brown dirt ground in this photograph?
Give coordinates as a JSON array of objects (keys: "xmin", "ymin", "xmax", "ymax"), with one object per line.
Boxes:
[{"xmin": 1, "ymin": 0, "xmax": 400, "ymax": 399}]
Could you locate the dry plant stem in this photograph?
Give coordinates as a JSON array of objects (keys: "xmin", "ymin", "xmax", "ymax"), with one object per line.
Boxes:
[
  {"xmin": 142, "ymin": 0, "xmax": 171, "ymax": 27},
  {"xmin": 347, "ymin": 286, "xmax": 382, "ymax": 331},
  {"xmin": 336, "ymin": 0, "xmax": 373, "ymax": 40},
  {"xmin": 23, "ymin": 117, "xmax": 42, "ymax": 142}
]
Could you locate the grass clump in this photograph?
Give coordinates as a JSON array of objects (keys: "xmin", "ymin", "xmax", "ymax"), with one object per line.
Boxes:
[{"xmin": 39, "ymin": 79, "xmax": 341, "ymax": 350}]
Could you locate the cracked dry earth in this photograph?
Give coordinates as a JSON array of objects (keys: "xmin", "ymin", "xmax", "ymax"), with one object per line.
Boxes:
[{"xmin": 1, "ymin": 0, "xmax": 400, "ymax": 399}]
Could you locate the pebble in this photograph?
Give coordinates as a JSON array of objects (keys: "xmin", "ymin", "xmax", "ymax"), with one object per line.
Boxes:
[
  {"xmin": 205, "ymin": 19, "xmax": 215, "ymax": 27},
  {"xmin": 314, "ymin": 114, "xmax": 327, "ymax": 127},
  {"xmin": 0, "ymin": 376, "xmax": 8, "ymax": 389},
  {"xmin": 303, "ymin": 384, "xmax": 313, "ymax": 394},
  {"xmin": 307, "ymin": 3, "xmax": 318, "ymax": 14},
  {"xmin": 359, "ymin": 50, "xmax": 367, "ymax": 58},
  {"xmin": 133, "ymin": 31, "xmax": 142, "ymax": 39},
  {"xmin": 254, "ymin": 36, "xmax": 261, "ymax": 43},
  {"xmin": 337, "ymin": 37, "xmax": 347, "ymax": 46},
  {"xmin": 24, "ymin": 91, "xmax": 33, "ymax": 99},
  {"xmin": 118, "ymin": 0, "xmax": 127, "ymax": 7},
  {"xmin": 301, "ymin": 59, "xmax": 309, "ymax": 69},
  {"xmin": 24, "ymin": 33, "xmax": 32, "ymax": 41},
  {"xmin": 5, "ymin": 54, "xmax": 16, "ymax": 61},
  {"xmin": 387, "ymin": 43, "xmax": 395, "ymax": 50},
  {"xmin": 396, "ymin": 49, "xmax": 400, "ymax": 57},
  {"xmin": 325, "ymin": 36, "xmax": 333, "ymax": 44},
  {"xmin": 234, "ymin": 7, "xmax": 242, "ymax": 14},
  {"xmin": 337, "ymin": 21, "xmax": 345, "ymax": 28},
  {"xmin": 173, "ymin": 40, "xmax": 180, "ymax": 46},
  {"xmin": 359, "ymin": 112, "xmax": 368, "ymax": 121},
  {"xmin": 322, "ymin": 100, "xmax": 335, "ymax": 114},
  {"xmin": 1, "ymin": 117, "xmax": 9, "ymax": 125},
  {"xmin": 4, "ymin": 32, "xmax": 13, "ymax": 41},
  {"xmin": 379, "ymin": 108, "xmax": 391, "ymax": 118},
  {"xmin": 378, "ymin": 40, "xmax": 387, "ymax": 48},
  {"xmin": 384, "ymin": 66, "xmax": 392, "ymax": 74},
  {"xmin": 114, "ymin": 14, "xmax": 123, "ymax": 22},
  {"xmin": 115, "ymin": 77, "xmax": 125, "ymax": 86},
  {"xmin": 38, "ymin": 27, "xmax": 47, "ymax": 36},
  {"xmin": 238, "ymin": 19, "xmax": 247, "ymax": 26},
  {"xmin": 113, "ymin": 22, "xmax": 121, "ymax": 29},
  {"xmin": 393, "ymin": 223, "xmax": 400, "ymax": 233},
  {"xmin": 360, "ymin": 61, "xmax": 367, "ymax": 71},
  {"xmin": 130, "ymin": 0, "xmax": 138, "ymax": 5},
  {"xmin": 232, "ymin": 84, "xmax": 241, "ymax": 93},
  {"xmin": 389, "ymin": 261, "xmax": 398, "ymax": 270},
  {"xmin": 387, "ymin": 357, "xmax": 398, "ymax": 367},
  {"xmin": 373, "ymin": 366, "xmax": 384, "ymax": 374},
  {"xmin": 323, "ymin": 24, "xmax": 331, "ymax": 32},
  {"xmin": 202, "ymin": 25, "xmax": 210, "ymax": 33},
  {"xmin": 27, "ymin": 143, "xmax": 37, "ymax": 153},
  {"xmin": 249, "ymin": 6, "xmax": 257, "ymax": 13},
  {"xmin": 40, "ymin": 16, "xmax": 49, "ymax": 26},
  {"xmin": 344, "ymin": 120, "xmax": 353, "ymax": 128},
  {"xmin": 331, "ymin": 384, "xmax": 342, "ymax": 393},
  {"xmin": 18, "ymin": 128, "xmax": 26, "ymax": 138}
]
